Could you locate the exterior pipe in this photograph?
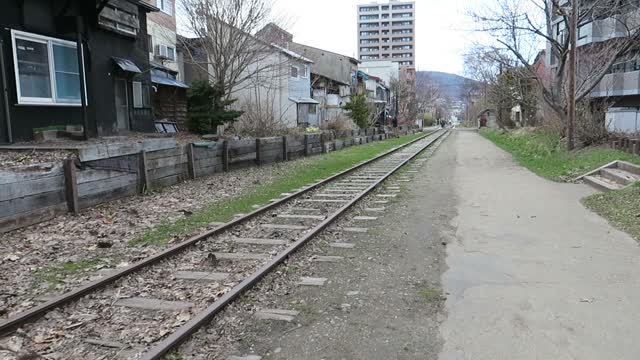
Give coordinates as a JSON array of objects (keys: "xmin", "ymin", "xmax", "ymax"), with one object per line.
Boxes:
[
  {"xmin": 0, "ymin": 38, "xmax": 12, "ymax": 143},
  {"xmin": 76, "ymin": 16, "xmax": 90, "ymax": 140}
]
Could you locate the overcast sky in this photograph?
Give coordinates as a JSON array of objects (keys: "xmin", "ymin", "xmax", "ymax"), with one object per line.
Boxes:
[{"xmin": 270, "ymin": 0, "xmax": 475, "ymax": 75}]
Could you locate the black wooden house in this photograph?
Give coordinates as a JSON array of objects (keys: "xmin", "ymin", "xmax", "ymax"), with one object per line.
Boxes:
[{"xmin": 0, "ymin": 0, "xmax": 157, "ymax": 143}]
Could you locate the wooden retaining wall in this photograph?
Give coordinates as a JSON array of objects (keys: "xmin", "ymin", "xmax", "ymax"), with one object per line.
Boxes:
[
  {"xmin": 0, "ymin": 127, "xmax": 419, "ymax": 233},
  {"xmin": 611, "ymin": 136, "xmax": 640, "ymax": 156}
]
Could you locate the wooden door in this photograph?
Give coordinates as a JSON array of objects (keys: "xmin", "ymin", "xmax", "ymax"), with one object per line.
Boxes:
[{"xmin": 115, "ymin": 78, "xmax": 130, "ymax": 131}]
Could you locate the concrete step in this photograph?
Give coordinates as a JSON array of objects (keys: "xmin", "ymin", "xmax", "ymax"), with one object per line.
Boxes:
[
  {"xmin": 600, "ymin": 168, "xmax": 640, "ymax": 186},
  {"xmin": 583, "ymin": 175, "xmax": 624, "ymax": 192},
  {"xmin": 618, "ymin": 161, "xmax": 640, "ymax": 176}
]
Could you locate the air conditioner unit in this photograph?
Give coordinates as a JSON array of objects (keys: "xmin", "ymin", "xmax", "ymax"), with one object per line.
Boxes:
[{"xmin": 155, "ymin": 44, "xmax": 175, "ymax": 61}]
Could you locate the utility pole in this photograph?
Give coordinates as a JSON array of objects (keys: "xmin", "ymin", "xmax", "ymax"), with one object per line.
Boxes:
[{"xmin": 567, "ymin": 0, "xmax": 578, "ymax": 150}]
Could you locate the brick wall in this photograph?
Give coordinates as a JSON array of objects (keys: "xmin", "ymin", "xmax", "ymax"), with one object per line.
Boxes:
[{"xmin": 144, "ymin": 0, "xmax": 176, "ymax": 31}]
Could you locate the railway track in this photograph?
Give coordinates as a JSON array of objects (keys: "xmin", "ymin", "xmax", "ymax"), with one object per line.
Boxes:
[{"xmin": 0, "ymin": 129, "xmax": 448, "ymax": 360}]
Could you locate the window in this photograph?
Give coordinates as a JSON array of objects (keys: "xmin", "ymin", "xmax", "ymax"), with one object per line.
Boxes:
[
  {"xmin": 133, "ymin": 81, "xmax": 143, "ymax": 108},
  {"xmin": 11, "ymin": 30, "xmax": 85, "ymax": 106},
  {"xmin": 290, "ymin": 65, "xmax": 298, "ymax": 78},
  {"xmin": 157, "ymin": 0, "xmax": 173, "ymax": 15},
  {"xmin": 148, "ymin": 35, "xmax": 153, "ymax": 54},
  {"xmin": 309, "ymin": 104, "xmax": 317, "ymax": 114}
]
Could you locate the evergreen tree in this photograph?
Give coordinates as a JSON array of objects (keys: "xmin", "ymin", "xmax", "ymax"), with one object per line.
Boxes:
[
  {"xmin": 343, "ymin": 94, "xmax": 370, "ymax": 129},
  {"xmin": 187, "ymin": 80, "xmax": 244, "ymax": 134}
]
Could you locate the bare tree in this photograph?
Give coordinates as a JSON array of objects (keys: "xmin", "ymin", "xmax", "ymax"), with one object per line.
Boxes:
[
  {"xmin": 179, "ymin": 0, "xmax": 284, "ymax": 100},
  {"xmin": 390, "ymin": 76, "xmax": 418, "ymax": 126},
  {"xmin": 470, "ymin": 0, "xmax": 640, "ymax": 148},
  {"xmin": 415, "ymin": 74, "xmax": 443, "ymax": 116}
]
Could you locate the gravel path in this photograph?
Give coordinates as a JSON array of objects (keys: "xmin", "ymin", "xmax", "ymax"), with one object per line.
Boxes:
[{"xmin": 0, "ymin": 158, "xmax": 315, "ymax": 319}]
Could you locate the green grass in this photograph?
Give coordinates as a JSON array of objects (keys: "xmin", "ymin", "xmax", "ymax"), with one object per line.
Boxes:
[
  {"xmin": 584, "ymin": 183, "xmax": 640, "ymax": 242},
  {"xmin": 481, "ymin": 129, "xmax": 640, "ymax": 181},
  {"xmin": 34, "ymin": 259, "xmax": 103, "ymax": 290},
  {"xmin": 129, "ymin": 132, "xmax": 427, "ymax": 247},
  {"xmin": 416, "ymin": 281, "xmax": 442, "ymax": 302}
]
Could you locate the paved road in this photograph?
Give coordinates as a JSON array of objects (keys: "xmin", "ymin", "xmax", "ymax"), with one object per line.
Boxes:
[{"xmin": 440, "ymin": 130, "xmax": 640, "ymax": 360}]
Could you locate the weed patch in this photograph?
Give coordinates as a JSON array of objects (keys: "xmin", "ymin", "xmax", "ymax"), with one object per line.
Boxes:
[
  {"xmin": 481, "ymin": 129, "xmax": 640, "ymax": 181},
  {"xmin": 583, "ymin": 183, "xmax": 640, "ymax": 242}
]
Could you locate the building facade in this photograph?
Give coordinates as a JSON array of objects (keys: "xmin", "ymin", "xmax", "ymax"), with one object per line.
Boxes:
[
  {"xmin": 145, "ymin": 0, "xmax": 188, "ymax": 130},
  {"xmin": 548, "ymin": 3, "xmax": 640, "ymax": 133},
  {"xmin": 357, "ymin": 0, "xmax": 415, "ymax": 67},
  {"xmin": 0, "ymin": 0, "xmax": 156, "ymax": 143}
]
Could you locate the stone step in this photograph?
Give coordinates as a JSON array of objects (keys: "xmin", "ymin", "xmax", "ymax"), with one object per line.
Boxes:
[
  {"xmin": 341, "ymin": 227, "xmax": 368, "ymax": 233},
  {"xmin": 330, "ymin": 242, "xmax": 355, "ymax": 249},
  {"xmin": 232, "ymin": 237, "xmax": 288, "ymax": 246},
  {"xmin": 619, "ymin": 161, "xmax": 640, "ymax": 176},
  {"xmin": 601, "ymin": 168, "xmax": 640, "ymax": 186},
  {"xmin": 298, "ymin": 277, "xmax": 328, "ymax": 286},
  {"xmin": 114, "ymin": 297, "xmax": 193, "ymax": 311},
  {"xmin": 214, "ymin": 252, "xmax": 271, "ymax": 261},
  {"xmin": 583, "ymin": 175, "xmax": 624, "ymax": 192},
  {"xmin": 255, "ymin": 309, "xmax": 299, "ymax": 322},
  {"xmin": 278, "ymin": 214, "xmax": 325, "ymax": 220},
  {"xmin": 174, "ymin": 271, "xmax": 229, "ymax": 281},
  {"xmin": 229, "ymin": 356, "xmax": 262, "ymax": 360},
  {"xmin": 354, "ymin": 216, "xmax": 378, "ymax": 221}
]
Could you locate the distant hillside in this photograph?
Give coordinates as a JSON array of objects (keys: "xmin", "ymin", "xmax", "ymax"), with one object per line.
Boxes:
[{"xmin": 417, "ymin": 71, "xmax": 478, "ymax": 101}]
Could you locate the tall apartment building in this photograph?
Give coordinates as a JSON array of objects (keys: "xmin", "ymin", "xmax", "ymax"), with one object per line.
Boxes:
[{"xmin": 357, "ymin": 0, "xmax": 415, "ymax": 68}]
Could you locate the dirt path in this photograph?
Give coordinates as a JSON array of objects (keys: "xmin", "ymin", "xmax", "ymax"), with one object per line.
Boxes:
[{"xmin": 440, "ymin": 130, "xmax": 640, "ymax": 359}]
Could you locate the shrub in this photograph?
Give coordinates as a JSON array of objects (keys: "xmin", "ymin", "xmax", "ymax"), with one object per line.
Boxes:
[
  {"xmin": 187, "ymin": 80, "xmax": 243, "ymax": 134},
  {"xmin": 343, "ymin": 94, "xmax": 370, "ymax": 128}
]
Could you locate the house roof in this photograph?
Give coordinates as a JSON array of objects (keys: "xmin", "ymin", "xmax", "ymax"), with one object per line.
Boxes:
[
  {"xmin": 272, "ymin": 44, "xmax": 313, "ymax": 63},
  {"xmin": 289, "ymin": 42, "xmax": 359, "ymax": 64}
]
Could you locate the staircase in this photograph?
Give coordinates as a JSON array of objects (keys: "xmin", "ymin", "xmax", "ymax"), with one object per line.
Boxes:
[{"xmin": 576, "ymin": 161, "xmax": 640, "ymax": 192}]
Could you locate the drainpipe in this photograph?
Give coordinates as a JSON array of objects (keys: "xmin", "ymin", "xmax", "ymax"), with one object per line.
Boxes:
[
  {"xmin": 76, "ymin": 16, "xmax": 89, "ymax": 140},
  {"xmin": 0, "ymin": 38, "xmax": 12, "ymax": 143}
]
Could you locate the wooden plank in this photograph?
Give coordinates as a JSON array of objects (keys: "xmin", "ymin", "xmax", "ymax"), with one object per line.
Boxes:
[
  {"xmin": 214, "ymin": 252, "xmax": 271, "ymax": 261},
  {"xmin": 255, "ymin": 309, "xmax": 299, "ymax": 322},
  {"xmin": 0, "ymin": 203, "xmax": 67, "ymax": 234},
  {"xmin": 78, "ymin": 173, "xmax": 138, "ymax": 197},
  {"xmin": 187, "ymin": 143, "xmax": 196, "ymax": 179},
  {"xmin": 233, "ymin": 238, "xmax": 288, "ymax": 246},
  {"xmin": 138, "ymin": 150, "xmax": 149, "ymax": 193},
  {"xmin": 78, "ymin": 183, "xmax": 138, "ymax": 210},
  {"xmin": 148, "ymin": 163, "xmax": 188, "ymax": 181},
  {"xmin": 298, "ymin": 277, "xmax": 327, "ymax": 286},
  {"xmin": 0, "ymin": 190, "xmax": 64, "ymax": 218},
  {"xmin": 0, "ymin": 162, "xmax": 63, "ymax": 185},
  {"xmin": 149, "ymin": 173, "xmax": 187, "ymax": 189},
  {"xmin": 77, "ymin": 138, "xmax": 177, "ymax": 162},
  {"xmin": 261, "ymin": 224, "xmax": 307, "ymax": 230},
  {"xmin": 283, "ymin": 136, "xmax": 288, "ymax": 161},
  {"xmin": 304, "ymin": 134, "xmax": 309, "ymax": 156},
  {"xmin": 77, "ymin": 168, "xmax": 133, "ymax": 184},
  {"xmin": 230, "ymin": 152, "xmax": 257, "ymax": 164},
  {"xmin": 0, "ymin": 174, "xmax": 65, "ymax": 202},
  {"xmin": 223, "ymin": 140, "xmax": 229, "ymax": 172},
  {"xmin": 64, "ymin": 159, "xmax": 79, "ymax": 215},
  {"xmin": 255, "ymin": 138, "xmax": 262, "ymax": 166},
  {"xmin": 144, "ymin": 146, "xmax": 184, "ymax": 161},
  {"xmin": 146, "ymin": 153, "xmax": 188, "ymax": 170}
]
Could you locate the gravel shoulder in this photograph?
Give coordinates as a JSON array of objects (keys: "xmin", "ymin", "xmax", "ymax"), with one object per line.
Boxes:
[{"xmin": 177, "ymin": 133, "xmax": 455, "ymax": 360}]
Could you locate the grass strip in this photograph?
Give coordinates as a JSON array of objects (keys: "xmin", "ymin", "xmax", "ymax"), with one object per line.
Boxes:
[
  {"xmin": 129, "ymin": 132, "xmax": 426, "ymax": 247},
  {"xmin": 583, "ymin": 183, "xmax": 640, "ymax": 242},
  {"xmin": 481, "ymin": 129, "xmax": 640, "ymax": 181}
]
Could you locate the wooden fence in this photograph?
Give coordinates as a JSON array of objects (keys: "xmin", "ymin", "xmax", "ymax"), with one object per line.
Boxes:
[{"xmin": 0, "ymin": 127, "xmax": 418, "ymax": 233}]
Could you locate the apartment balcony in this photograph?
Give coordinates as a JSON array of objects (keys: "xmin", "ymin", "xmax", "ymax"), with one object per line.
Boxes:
[{"xmin": 592, "ymin": 70, "xmax": 640, "ymax": 98}]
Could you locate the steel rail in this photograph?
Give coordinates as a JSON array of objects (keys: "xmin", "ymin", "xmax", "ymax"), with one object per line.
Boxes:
[
  {"xmin": 0, "ymin": 130, "xmax": 440, "ymax": 335},
  {"xmin": 141, "ymin": 129, "xmax": 450, "ymax": 360}
]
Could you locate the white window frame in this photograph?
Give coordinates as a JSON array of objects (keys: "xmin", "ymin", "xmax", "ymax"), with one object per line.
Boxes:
[
  {"xmin": 301, "ymin": 65, "xmax": 309, "ymax": 78},
  {"xmin": 11, "ymin": 29, "xmax": 87, "ymax": 107},
  {"xmin": 157, "ymin": 0, "xmax": 173, "ymax": 16},
  {"xmin": 132, "ymin": 81, "xmax": 143, "ymax": 108},
  {"xmin": 290, "ymin": 65, "xmax": 299, "ymax": 79}
]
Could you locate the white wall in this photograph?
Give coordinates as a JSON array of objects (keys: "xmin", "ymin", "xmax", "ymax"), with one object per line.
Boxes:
[
  {"xmin": 606, "ymin": 108, "xmax": 640, "ymax": 133},
  {"xmin": 148, "ymin": 21, "xmax": 179, "ymax": 73}
]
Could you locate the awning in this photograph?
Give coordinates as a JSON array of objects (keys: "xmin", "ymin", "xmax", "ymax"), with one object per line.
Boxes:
[
  {"xmin": 289, "ymin": 97, "xmax": 320, "ymax": 104},
  {"xmin": 151, "ymin": 75, "xmax": 189, "ymax": 89},
  {"xmin": 112, "ymin": 57, "xmax": 142, "ymax": 73}
]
